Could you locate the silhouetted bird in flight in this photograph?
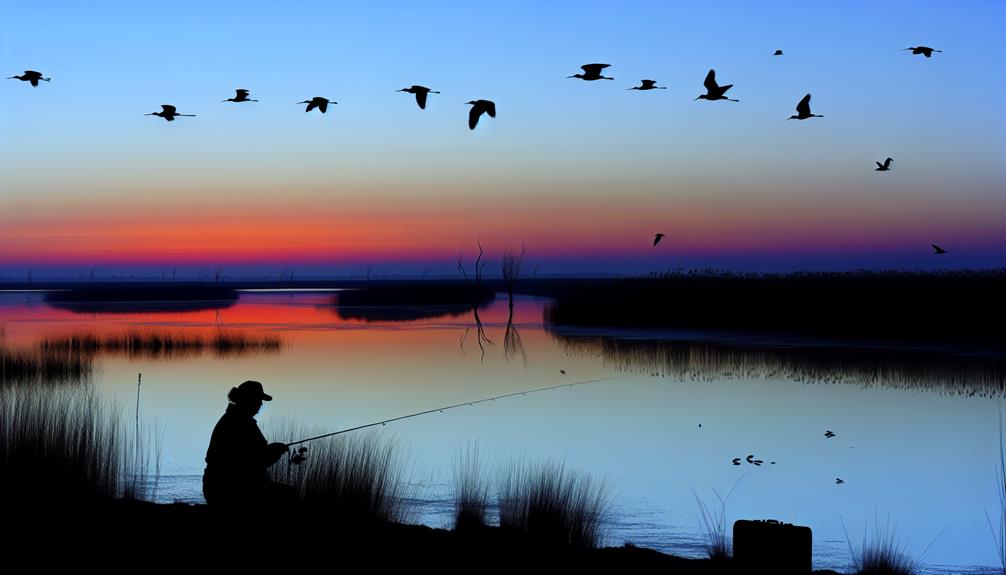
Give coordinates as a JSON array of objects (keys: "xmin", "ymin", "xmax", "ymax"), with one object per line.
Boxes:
[
  {"xmin": 824, "ymin": 430, "xmax": 835, "ymax": 438},
  {"xmin": 694, "ymin": 70, "xmax": 738, "ymax": 102},
  {"xmin": 560, "ymin": 369, "xmax": 566, "ymax": 375},
  {"xmin": 568, "ymin": 63, "xmax": 613, "ymax": 81},
  {"xmin": 932, "ymin": 244, "xmax": 947, "ymax": 255},
  {"xmin": 746, "ymin": 454, "xmax": 755, "ymax": 463},
  {"xmin": 835, "ymin": 478, "xmax": 845, "ymax": 485},
  {"xmin": 774, "ymin": 50, "xmax": 784, "ymax": 56},
  {"xmin": 788, "ymin": 94, "xmax": 822, "ymax": 120},
  {"xmin": 397, "ymin": 85, "xmax": 439, "ymax": 110},
  {"xmin": 298, "ymin": 97, "xmax": 336, "ymax": 113},
  {"xmin": 875, "ymin": 157, "xmax": 893, "ymax": 171},
  {"xmin": 7, "ymin": 70, "xmax": 50, "ymax": 87},
  {"xmin": 653, "ymin": 233, "xmax": 665, "ymax": 246},
  {"xmin": 466, "ymin": 99, "xmax": 495, "ymax": 130},
  {"xmin": 732, "ymin": 458, "xmax": 741, "ymax": 466},
  {"xmin": 629, "ymin": 79, "xmax": 666, "ymax": 91},
  {"xmin": 223, "ymin": 89, "xmax": 257, "ymax": 103},
  {"xmin": 752, "ymin": 459, "xmax": 763, "ymax": 466},
  {"xmin": 903, "ymin": 46, "xmax": 941, "ymax": 58},
  {"xmin": 145, "ymin": 105, "xmax": 195, "ymax": 121}
]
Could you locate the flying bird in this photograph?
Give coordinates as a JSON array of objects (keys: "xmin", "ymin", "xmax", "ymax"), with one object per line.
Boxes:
[
  {"xmin": 835, "ymin": 478, "xmax": 845, "ymax": 485},
  {"xmin": 145, "ymin": 105, "xmax": 195, "ymax": 122},
  {"xmin": 7, "ymin": 70, "xmax": 50, "ymax": 87},
  {"xmin": 560, "ymin": 369, "xmax": 566, "ymax": 375},
  {"xmin": 223, "ymin": 89, "xmax": 257, "ymax": 103},
  {"xmin": 653, "ymin": 233, "xmax": 665, "ymax": 247},
  {"xmin": 824, "ymin": 430, "xmax": 835, "ymax": 438},
  {"xmin": 629, "ymin": 79, "xmax": 666, "ymax": 91},
  {"xmin": 875, "ymin": 158, "xmax": 893, "ymax": 171},
  {"xmin": 397, "ymin": 85, "xmax": 440, "ymax": 110},
  {"xmin": 298, "ymin": 97, "xmax": 336, "ymax": 113},
  {"xmin": 732, "ymin": 458, "xmax": 741, "ymax": 466},
  {"xmin": 774, "ymin": 50, "xmax": 784, "ymax": 56},
  {"xmin": 568, "ymin": 63, "xmax": 613, "ymax": 81},
  {"xmin": 466, "ymin": 99, "xmax": 496, "ymax": 130},
  {"xmin": 932, "ymin": 244, "xmax": 947, "ymax": 255},
  {"xmin": 752, "ymin": 459, "xmax": 764, "ymax": 466},
  {"xmin": 746, "ymin": 454, "xmax": 755, "ymax": 464},
  {"xmin": 788, "ymin": 94, "xmax": 823, "ymax": 120},
  {"xmin": 694, "ymin": 69, "xmax": 738, "ymax": 102},
  {"xmin": 903, "ymin": 46, "xmax": 941, "ymax": 58}
]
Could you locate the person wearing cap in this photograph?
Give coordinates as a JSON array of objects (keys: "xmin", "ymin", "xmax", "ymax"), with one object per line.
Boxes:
[{"xmin": 203, "ymin": 380, "xmax": 297, "ymax": 510}]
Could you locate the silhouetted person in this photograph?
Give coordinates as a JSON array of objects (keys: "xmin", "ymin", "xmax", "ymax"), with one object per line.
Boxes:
[
  {"xmin": 7, "ymin": 70, "xmax": 50, "ymax": 87},
  {"xmin": 903, "ymin": 46, "xmax": 941, "ymax": 58},
  {"xmin": 298, "ymin": 96, "xmax": 336, "ymax": 113},
  {"xmin": 223, "ymin": 89, "xmax": 257, "ymax": 102},
  {"xmin": 397, "ymin": 85, "xmax": 439, "ymax": 109},
  {"xmin": 568, "ymin": 63, "xmax": 613, "ymax": 81},
  {"xmin": 466, "ymin": 99, "xmax": 495, "ymax": 130},
  {"xmin": 875, "ymin": 157, "xmax": 893, "ymax": 171},
  {"xmin": 694, "ymin": 69, "xmax": 739, "ymax": 102},
  {"xmin": 203, "ymin": 380, "xmax": 297, "ymax": 511},
  {"xmin": 788, "ymin": 93, "xmax": 822, "ymax": 120},
  {"xmin": 629, "ymin": 79, "xmax": 666, "ymax": 91},
  {"xmin": 145, "ymin": 104, "xmax": 195, "ymax": 121}
]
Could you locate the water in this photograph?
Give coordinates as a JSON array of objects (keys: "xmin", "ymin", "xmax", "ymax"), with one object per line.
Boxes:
[{"xmin": 0, "ymin": 290, "xmax": 1001, "ymax": 573}]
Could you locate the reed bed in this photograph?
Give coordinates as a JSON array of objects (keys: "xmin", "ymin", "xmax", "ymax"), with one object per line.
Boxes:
[
  {"xmin": 845, "ymin": 518, "xmax": 918, "ymax": 575},
  {"xmin": 451, "ymin": 442, "xmax": 492, "ymax": 531},
  {"xmin": 37, "ymin": 329, "xmax": 282, "ymax": 359},
  {"xmin": 0, "ymin": 344, "xmax": 95, "ymax": 387}
]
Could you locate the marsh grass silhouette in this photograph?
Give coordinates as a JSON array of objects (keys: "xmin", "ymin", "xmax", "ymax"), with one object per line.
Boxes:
[
  {"xmin": 844, "ymin": 517, "xmax": 921, "ymax": 575},
  {"xmin": 1, "ymin": 342, "xmax": 95, "ymax": 386},
  {"xmin": 37, "ymin": 330, "xmax": 282, "ymax": 359},
  {"xmin": 452, "ymin": 443, "xmax": 493, "ymax": 532}
]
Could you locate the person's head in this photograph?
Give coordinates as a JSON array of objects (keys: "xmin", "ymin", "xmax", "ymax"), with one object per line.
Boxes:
[{"xmin": 227, "ymin": 380, "xmax": 273, "ymax": 415}]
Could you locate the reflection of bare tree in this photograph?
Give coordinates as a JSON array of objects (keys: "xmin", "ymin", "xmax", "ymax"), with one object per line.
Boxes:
[
  {"xmin": 458, "ymin": 326, "xmax": 471, "ymax": 356},
  {"xmin": 458, "ymin": 241, "xmax": 493, "ymax": 364},
  {"xmin": 501, "ymin": 243, "xmax": 525, "ymax": 310},
  {"xmin": 503, "ymin": 306, "xmax": 526, "ymax": 366}
]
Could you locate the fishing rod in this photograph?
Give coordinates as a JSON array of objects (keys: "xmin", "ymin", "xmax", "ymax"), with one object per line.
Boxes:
[{"xmin": 286, "ymin": 375, "xmax": 635, "ymax": 447}]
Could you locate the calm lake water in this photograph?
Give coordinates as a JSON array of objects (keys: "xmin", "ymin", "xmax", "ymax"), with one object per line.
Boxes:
[{"xmin": 0, "ymin": 290, "xmax": 1001, "ymax": 574}]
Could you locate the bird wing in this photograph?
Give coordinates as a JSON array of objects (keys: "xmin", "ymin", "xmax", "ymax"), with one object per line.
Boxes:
[
  {"xmin": 236, "ymin": 89, "xmax": 250, "ymax": 97},
  {"xmin": 412, "ymin": 85, "xmax": 428, "ymax": 92},
  {"xmin": 305, "ymin": 101, "xmax": 317, "ymax": 112},
  {"xmin": 484, "ymin": 100, "xmax": 496, "ymax": 118},
  {"xmin": 796, "ymin": 94, "xmax": 811, "ymax": 115},
  {"xmin": 876, "ymin": 161, "xmax": 883, "ymax": 169},
  {"xmin": 468, "ymin": 105, "xmax": 481, "ymax": 130},
  {"xmin": 318, "ymin": 101, "xmax": 328, "ymax": 113},
  {"xmin": 717, "ymin": 83, "xmax": 733, "ymax": 95},
  {"xmin": 30, "ymin": 78, "xmax": 38, "ymax": 87},
  {"xmin": 932, "ymin": 244, "xmax": 945, "ymax": 253},
  {"xmin": 582, "ymin": 63, "xmax": 609, "ymax": 73},
  {"xmin": 884, "ymin": 158, "xmax": 893, "ymax": 168},
  {"xmin": 703, "ymin": 69, "xmax": 718, "ymax": 91},
  {"xmin": 416, "ymin": 90, "xmax": 428, "ymax": 109},
  {"xmin": 641, "ymin": 80, "xmax": 656, "ymax": 88},
  {"xmin": 161, "ymin": 105, "xmax": 177, "ymax": 114}
]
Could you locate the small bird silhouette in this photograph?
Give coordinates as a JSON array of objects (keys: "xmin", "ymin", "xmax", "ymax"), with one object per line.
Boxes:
[
  {"xmin": 752, "ymin": 459, "xmax": 763, "ymax": 466},
  {"xmin": 568, "ymin": 63, "xmax": 613, "ymax": 81},
  {"xmin": 145, "ymin": 105, "xmax": 196, "ymax": 122},
  {"xmin": 397, "ymin": 85, "xmax": 440, "ymax": 110},
  {"xmin": 824, "ymin": 430, "xmax": 835, "ymax": 438},
  {"xmin": 835, "ymin": 478, "xmax": 845, "ymax": 485},
  {"xmin": 932, "ymin": 244, "xmax": 947, "ymax": 255},
  {"xmin": 298, "ymin": 97, "xmax": 336, "ymax": 113},
  {"xmin": 560, "ymin": 369, "xmax": 566, "ymax": 375},
  {"xmin": 875, "ymin": 157, "xmax": 893, "ymax": 171},
  {"xmin": 223, "ymin": 89, "xmax": 257, "ymax": 103},
  {"xmin": 694, "ymin": 69, "xmax": 738, "ymax": 102},
  {"xmin": 466, "ymin": 99, "xmax": 496, "ymax": 130},
  {"xmin": 732, "ymin": 458, "xmax": 741, "ymax": 466},
  {"xmin": 7, "ymin": 70, "xmax": 50, "ymax": 87},
  {"xmin": 629, "ymin": 79, "xmax": 666, "ymax": 91},
  {"xmin": 746, "ymin": 454, "xmax": 755, "ymax": 463},
  {"xmin": 653, "ymin": 233, "xmax": 665, "ymax": 247},
  {"xmin": 788, "ymin": 94, "xmax": 822, "ymax": 120},
  {"xmin": 903, "ymin": 46, "xmax": 941, "ymax": 58},
  {"xmin": 774, "ymin": 49, "xmax": 784, "ymax": 56}
]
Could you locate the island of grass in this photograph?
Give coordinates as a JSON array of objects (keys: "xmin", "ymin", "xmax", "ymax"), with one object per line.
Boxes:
[{"xmin": 336, "ymin": 280, "xmax": 495, "ymax": 322}]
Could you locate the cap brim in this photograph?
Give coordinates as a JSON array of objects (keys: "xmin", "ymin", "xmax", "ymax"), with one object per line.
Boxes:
[{"xmin": 261, "ymin": 393, "xmax": 273, "ymax": 401}]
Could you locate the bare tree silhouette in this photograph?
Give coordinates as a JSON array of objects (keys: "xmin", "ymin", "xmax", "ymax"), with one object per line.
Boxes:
[{"xmin": 502, "ymin": 243, "xmax": 526, "ymax": 311}]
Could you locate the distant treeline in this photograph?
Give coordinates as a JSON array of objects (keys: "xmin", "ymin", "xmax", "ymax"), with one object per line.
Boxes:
[
  {"xmin": 544, "ymin": 270, "xmax": 1005, "ymax": 348},
  {"xmin": 335, "ymin": 281, "xmax": 495, "ymax": 322}
]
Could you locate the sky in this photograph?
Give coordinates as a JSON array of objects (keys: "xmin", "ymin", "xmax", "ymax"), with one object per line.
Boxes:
[{"xmin": 2, "ymin": 0, "xmax": 1004, "ymax": 278}]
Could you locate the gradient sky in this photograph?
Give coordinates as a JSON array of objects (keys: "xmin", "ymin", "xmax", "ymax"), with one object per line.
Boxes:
[{"xmin": 2, "ymin": 0, "xmax": 1004, "ymax": 277}]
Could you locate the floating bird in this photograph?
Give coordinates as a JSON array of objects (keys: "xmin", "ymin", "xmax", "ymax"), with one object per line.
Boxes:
[
  {"xmin": 7, "ymin": 70, "xmax": 50, "ymax": 87},
  {"xmin": 653, "ymin": 233, "xmax": 665, "ymax": 247},
  {"xmin": 568, "ymin": 63, "xmax": 613, "ymax": 81},
  {"xmin": 223, "ymin": 89, "xmax": 257, "ymax": 103},
  {"xmin": 788, "ymin": 93, "xmax": 823, "ymax": 120},
  {"xmin": 298, "ymin": 97, "xmax": 336, "ymax": 113},
  {"xmin": 824, "ymin": 430, "xmax": 835, "ymax": 438},
  {"xmin": 903, "ymin": 46, "xmax": 941, "ymax": 58},
  {"xmin": 145, "ymin": 105, "xmax": 195, "ymax": 122},
  {"xmin": 875, "ymin": 157, "xmax": 893, "ymax": 171},
  {"xmin": 397, "ymin": 85, "xmax": 440, "ymax": 110},
  {"xmin": 752, "ymin": 459, "xmax": 763, "ymax": 466},
  {"xmin": 732, "ymin": 458, "xmax": 741, "ymax": 466},
  {"xmin": 694, "ymin": 69, "xmax": 738, "ymax": 102},
  {"xmin": 835, "ymin": 478, "xmax": 845, "ymax": 485},
  {"xmin": 932, "ymin": 244, "xmax": 947, "ymax": 255},
  {"xmin": 746, "ymin": 454, "xmax": 755, "ymax": 463},
  {"xmin": 774, "ymin": 50, "xmax": 784, "ymax": 56},
  {"xmin": 466, "ymin": 99, "xmax": 496, "ymax": 130},
  {"xmin": 629, "ymin": 79, "xmax": 666, "ymax": 91}
]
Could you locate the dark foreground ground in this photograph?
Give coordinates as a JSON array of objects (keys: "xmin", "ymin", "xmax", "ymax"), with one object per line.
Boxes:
[{"xmin": 2, "ymin": 499, "xmax": 841, "ymax": 573}]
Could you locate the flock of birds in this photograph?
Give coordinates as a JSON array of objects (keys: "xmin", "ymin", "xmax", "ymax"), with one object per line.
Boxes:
[
  {"xmin": 730, "ymin": 429, "xmax": 847, "ymax": 485},
  {"xmin": 9, "ymin": 45, "xmax": 949, "ymax": 253}
]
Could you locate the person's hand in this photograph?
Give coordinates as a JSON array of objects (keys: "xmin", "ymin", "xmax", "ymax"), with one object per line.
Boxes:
[{"xmin": 269, "ymin": 442, "xmax": 289, "ymax": 455}]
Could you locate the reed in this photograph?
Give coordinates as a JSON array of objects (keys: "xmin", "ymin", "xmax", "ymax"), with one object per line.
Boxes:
[{"xmin": 451, "ymin": 442, "xmax": 492, "ymax": 531}]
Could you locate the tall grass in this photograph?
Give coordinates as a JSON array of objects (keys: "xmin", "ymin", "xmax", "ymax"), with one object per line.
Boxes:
[
  {"xmin": 451, "ymin": 442, "xmax": 492, "ymax": 531},
  {"xmin": 844, "ymin": 517, "xmax": 918, "ymax": 575},
  {"xmin": 265, "ymin": 420, "xmax": 413, "ymax": 523},
  {"xmin": 37, "ymin": 329, "xmax": 282, "ymax": 359},
  {"xmin": 986, "ymin": 408, "xmax": 1006, "ymax": 573},
  {"xmin": 496, "ymin": 458, "xmax": 612, "ymax": 548},
  {"xmin": 0, "ymin": 382, "xmax": 159, "ymax": 507},
  {"xmin": 1, "ymin": 343, "xmax": 95, "ymax": 386},
  {"xmin": 692, "ymin": 488, "xmax": 731, "ymax": 560}
]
